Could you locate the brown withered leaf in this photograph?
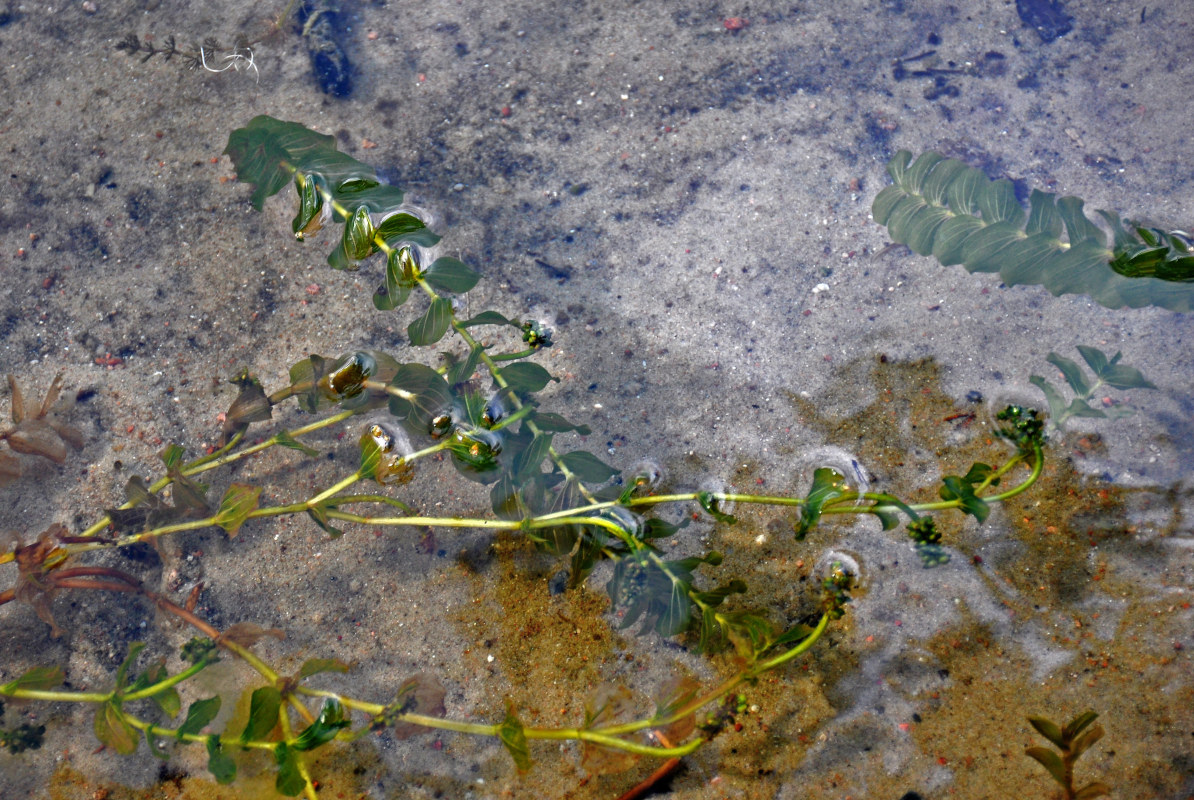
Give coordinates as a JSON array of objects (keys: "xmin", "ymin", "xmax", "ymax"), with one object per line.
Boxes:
[
  {"xmin": 3, "ymin": 373, "xmax": 83, "ymax": 468},
  {"xmin": 222, "ymin": 372, "xmax": 273, "ymax": 444},
  {"xmin": 49, "ymin": 419, "xmax": 86, "ymax": 452},
  {"xmin": 580, "ymin": 683, "xmax": 641, "ymax": 775},
  {"xmin": 12, "ymin": 524, "xmax": 70, "ymax": 637},
  {"xmin": 652, "ymin": 675, "xmax": 700, "ymax": 745},
  {"xmin": 0, "ymin": 452, "xmax": 21, "ymax": 486},
  {"xmin": 389, "ymin": 673, "xmax": 447, "ymax": 739},
  {"xmin": 8, "ymin": 374, "xmax": 26, "ymax": 424},
  {"xmin": 218, "ymin": 621, "xmax": 286, "ymax": 649},
  {"xmin": 8, "ymin": 419, "xmax": 69, "ymax": 463}
]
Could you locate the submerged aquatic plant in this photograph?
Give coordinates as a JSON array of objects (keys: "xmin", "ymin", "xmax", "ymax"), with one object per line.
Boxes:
[
  {"xmin": 1030, "ymin": 345, "xmax": 1156, "ymax": 430},
  {"xmin": 872, "ymin": 149, "xmax": 1194, "ymax": 311},
  {"xmin": 0, "ymin": 374, "xmax": 83, "ymax": 487},
  {"xmin": 0, "ymin": 119, "xmax": 1157, "ymax": 797},
  {"xmin": 1026, "ymin": 710, "xmax": 1111, "ymax": 800}
]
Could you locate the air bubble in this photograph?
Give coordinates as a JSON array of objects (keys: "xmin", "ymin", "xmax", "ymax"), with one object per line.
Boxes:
[
  {"xmin": 699, "ymin": 477, "xmax": 736, "ymax": 518},
  {"xmin": 628, "ymin": 460, "xmax": 665, "ymax": 493},
  {"xmin": 798, "ymin": 446, "xmax": 872, "ymax": 495},
  {"xmin": 595, "ymin": 506, "xmax": 645, "ymax": 540},
  {"xmin": 482, "ymin": 394, "xmax": 506, "ymax": 428},
  {"xmin": 428, "ymin": 412, "xmax": 453, "ymax": 439}
]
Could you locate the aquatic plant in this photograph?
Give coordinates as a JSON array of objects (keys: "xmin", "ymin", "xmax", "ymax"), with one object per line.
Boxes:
[
  {"xmin": 0, "ymin": 374, "xmax": 83, "ymax": 488},
  {"xmin": 2, "ymin": 118, "xmax": 1146, "ymax": 798},
  {"xmin": 872, "ymin": 150, "xmax": 1194, "ymax": 311},
  {"xmin": 1025, "ymin": 710, "xmax": 1111, "ymax": 800},
  {"xmin": 115, "ymin": 0, "xmax": 353, "ymax": 96},
  {"xmin": 1030, "ymin": 346, "xmax": 1156, "ymax": 431}
]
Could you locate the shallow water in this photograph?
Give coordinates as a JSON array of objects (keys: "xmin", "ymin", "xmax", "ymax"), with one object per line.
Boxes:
[{"xmin": 1, "ymin": 1, "xmax": 1192, "ymax": 798}]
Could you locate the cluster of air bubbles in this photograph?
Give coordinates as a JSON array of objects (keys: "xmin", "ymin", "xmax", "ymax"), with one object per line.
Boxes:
[
  {"xmin": 366, "ymin": 421, "xmax": 413, "ymax": 456},
  {"xmin": 815, "ymin": 548, "xmax": 865, "ymax": 591},
  {"xmin": 363, "ymin": 421, "xmax": 416, "ymax": 485}
]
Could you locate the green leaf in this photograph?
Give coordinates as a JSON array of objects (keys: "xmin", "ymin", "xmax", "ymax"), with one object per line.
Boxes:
[
  {"xmin": 206, "ymin": 735, "xmax": 237, "ymax": 784},
  {"xmin": 128, "ymin": 659, "xmax": 181, "ymax": 718},
  {"xmin": 560, "ymin": 450, "xmax": 618, "ymax": 483},
  {"xmin": 1062, "ymin": 710, "xmax": 1100, "ymax": 741},
  {"xmin": 213, "ymin": 483, "xmax": 262, "ymax": 538},
  {"xmin": 447, "ymin": 427, "xmax": 505, "ymax": 483},
  {"xmin": 374, "ymin": 246, "xmax": 417, "ymax": 311},
  {"xmin": 240, "ymin": 687, "xmax": 283, "ymax": 744},
  {"xmin": 697, "ymin": 491, "xmax": 738, "ymax": 524},
  {"xmin": 514, "ymin": 433, "xmax": 553, "ymax": 480},
  {"xmin": 528, "ymin": 411, "xmax": 591, "ymax": 435},
  {"xmin": 1025, "ymin": 746, "xmax": 1067, "ymax": 787},
  {"xmin": 490, "ymin": 474, "xmax": 522, "ymax": 520},
  {"xmin": 867, "ymin": 492, "xmax": 920, "ymax": 531},
  {"xmin": 530, "ymin": 477, "xmax": 585, "ymax": 555},
  {"xmin": 499, "ymin": 705, "xmax": 532, "ymax": 771},
  {"xmin": 1046, "ymin": 352, "xmax": 1091, "ymax": 398},
  {"xmin": 1075, "ymin": 345, "xmax": 1110, "ymax": 377},
  {"xmin": 291, "ymin": 173, "xmax": 325, "ymax": 240},
  {"xmin": 719, "ymin": 610, "xmax": 777, "ymax": 660},
  {"xmin": 274, "ymin": 743, "xmax": 307, "ymax": 796},
  {"xmin": 445, "ymin": 344, "xmax": 484, "ymax": 386},
  {"xmin": 114, "ymin": 641, "xmax": 147, "ymax": 690},
  {"xmin": 422, "ymin": 256, "xmax": 480, "ymax": 294},
  {"xmin": 1071, "ymin": 723, "xmax": 1104, "ymax": 758},
  {"xmin": 1098, "ymin": 359, "xmax": 1157, "ymax": 390},
  {"xmin": 939, "ymin": 475, "xmax": 990, "ymax": 523},
  {"xmin": 794, "ymin": 467, "xmax": 847, "ymax": 539},
  {"xmin": 94, "ymin": 701, "xmax": 139, "ymax": 755},
  {"xmin": 459, "ymin": 310, "xmax": 516, "ymax": 328},
  {"xmin": 1, "ymin": 665, "xmax": 64, "ymax": 693},
  {"xmin": 1029, "ymin": 375, "xmax": 1068, "ymax": 422},
  {"xmin": 873, "ymin": 149, "xmax": 1194, "ymax": 311},
  {"xmin": 291, "ymin": 699, "xmax": 349, "ymax": 751},
  {"xmin": 177, "ymin": 696, "xmax": 221, "ymax": 738},
  {"xmin": 1064, "ymin": 398, "xmax": 1107, "ymax": 419},
  {"xmin": 387, "ymin": 363, "xmax": 454, "ymax": 439},
  {"xmin": 306, "ymin": 505, "xmax": 345, "ymax": 539},
  {"xmin": 340, "ymin": 205, "xmax": 377, "ymax": 262},
  {"xmin": 225, "ymin": 116, "xmax": 342, "ymax": 210},
  {"xmin": 499, "ymin": 362, "xmax": 556, "ymax": 393},
  {"xmin": 408, "ymin": 298, "xmax": 453, "ymax": 346},
  {"xmin": 1028, "ymin": 716, "xmax": 1066, "ymax": 749},
  {"xmin": 275, "ymin": 430, "xmax": 321, "ymax": 458},
  {"xmin": 152, "ymin": 685, "xmax": 182, "ymax": 719},
  {"xmin": 298, "ymin": 658, "xmax": 353, "ymax": 679},
  {"xmin": 159, "ymin": 443, "xmax": 186, "ymax": 470},
  {"xmin": 376, "ymin": 212, "xmax": 440, "ymax": 248},
  {"xmin": 288, "ymin": 353, "xmax": 331, "ymax": 414},
  {"xmin": 655, "ymin": 570, "xmax": 694, "ymax": 637},
  {"xmin": 641, "ymin": 517, "xmax": 682, "ymax": 540},
  {"xmin": 146, "ymin": 728, "xmax": 172, "ymax": 760}
]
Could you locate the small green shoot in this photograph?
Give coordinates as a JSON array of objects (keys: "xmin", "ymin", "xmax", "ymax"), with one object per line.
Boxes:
[
  {"xmin": 1025, "ymin": 710, "xmax": 1111, "ymax": 800},
  {"xmin": 1030, "ymin": 345, "xmax": 1157, "ymax": 430}
]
